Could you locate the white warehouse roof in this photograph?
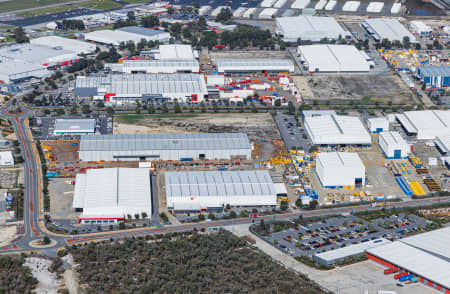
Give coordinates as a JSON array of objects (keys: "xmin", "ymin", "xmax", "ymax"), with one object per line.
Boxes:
[
  {"xmin": 379, "ymin": 131, "xmax": 410, "ymax": 158},
  {"xmin": 0, "ymin": 43, "xmax": 78, "ymax": 66},
  {"xmin": 368, "ymin": 238, "xmax": 450, "ymax": 289},
  {"xmin": 84, "ymin": 28, "xmax": 170, "ymax": 46},
  {"xmin": 316, "ymin": 152, "xmax": 366, "ymax": 187},
  {"xmin": 400, "ymin": 226, "xmax": 450, "ymax": 261},
  {"xmin": 367, "ymin": 117, "xmax": 389, "ymax": 132},
  {"xmin": 54, "ymin": 119, "xmax": 95, "ymax": 135},
  {"xmin": 158, "ymin": 44, "xmax": 195, "ymax": 60},
  {"xmin": 216, "ymin": 59, "xmax": 294, "ymax": 73},
  {"xmin": 363, "ymin": 18, "xmax": 417, "ymax": 43},
  {"xmin": 107, "ymin": 59, "xmax": 199, "ymax": 74},
  {"xmin": 30, "ymin": 36, "xmax": 96, "ymax": 55},
  {"xmin": 398, "ymin": 110, "xmax": 450, "ymax": 140},
  {"xmin": 74, "ymin": 73, "xmax": 207, "ymax": 99},
  {"xmin": 165, "ymin": 170, "xmax": 277, "ymax": 210},
  {"xmin": 410, "ymin": 21, "xmax": 432, "ymax": 34},
  {"xmin": 276, "ymin": 15, "xmax": 349, "ymax": 42},
  {"xmin": 298, "ymin": 45, "xmax": 370, "ymax": 72},
  {"xmin": 73, "ymin": 168, "xmax": 152, "ymax": 220},
  {"xmin": 78, "ymin": 133, "xmax": 252, "ymax": 161},
  {"xmin": 0, "ymin": 151, "xmax": 14, "ymax": 166},
  {"xmin": 314, "ymin": 238, "xmax": 391, "ymax": 264},
  {"xmin": 0, "ymin": 60, "xmax": 50, "ymax": 84},
  {"xmin": 305, "ymin": 114, "xmax": 371, "ymax": 145},
  {"xmin": 435, "ymin": 134, "xmax": 450, "ymax": 154}
]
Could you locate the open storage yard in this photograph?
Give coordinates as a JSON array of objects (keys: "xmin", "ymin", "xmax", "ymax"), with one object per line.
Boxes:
[{"xmin": 296, "ymin": 74, "xmax": 413, "ymax": 104}]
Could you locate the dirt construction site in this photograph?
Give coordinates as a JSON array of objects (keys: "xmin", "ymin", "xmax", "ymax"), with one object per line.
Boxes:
[{"xmin": 294, "ymin": 74, "xmax": 413, "ymax": 104}]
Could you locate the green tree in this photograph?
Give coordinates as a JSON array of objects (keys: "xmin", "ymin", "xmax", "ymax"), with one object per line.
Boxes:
[
  {"xmin": 14, "ymin": 27, "xmax": 29, "ymax": 43},
  {"xmin": 42, "ymin": 236, "xmax": 51, "ymax": 245},
  {"xmin": 141, "ymin": 15, "xmax": 160, "ymax": 27},
  {"xmin": 106, "ymin": 107, "xmax": 114, "ymax": 116},
  {"xmin": 174, "ymin": 102, "xmax": 181, "ymax": 113},
  {"xmin": 82, "ymin": 104, "xmax": 90, "ymax": 114},
  {"xmin": 216, "ymin": 8, "xmax": 232, "ymax": 23},
  {"xmin": 295, "ymin": 198, "xmax": 302, "ymax": 208}
]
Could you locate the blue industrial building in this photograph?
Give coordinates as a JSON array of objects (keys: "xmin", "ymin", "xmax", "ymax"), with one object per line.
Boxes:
[{"xmin": 416, "ymin": 66, "xmax": 450, "ymax": 89}]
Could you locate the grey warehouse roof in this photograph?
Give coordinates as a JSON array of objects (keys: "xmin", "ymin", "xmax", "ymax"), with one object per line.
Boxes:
[
  {"xmin": 54, "ymin": 119, "xmax": 95, "ymax": 133},
  {"xmin": 79, "ymin": 133, "xmax": 251, "ymax": 151},
  {"xmin": 417, "ymin": 66, "xmax": 450, "ymax": 77},
  {"xmin": 165, "ymin": 170, "xmax": 275, "ymax": 198},
  {"xmin": 74, "ymin": 73, "xmax": 206, "ymax": 96},
  {"xmin": 117, "ymin": 26, "xmax": 168, "ymax": 37}
]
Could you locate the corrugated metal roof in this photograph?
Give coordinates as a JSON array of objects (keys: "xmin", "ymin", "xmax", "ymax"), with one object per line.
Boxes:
[
  {"xmin": 316, "ymin": 152, "xmax": 364, "ymax": 169},
  {"xmin": 73, "ymin": 168, "xmax": 152, "ymax": 218},
  {"xmin": 315, "ymin": 238, "xmax": 391, "ymax": 262},
  {"xmin": 54, "ymin": 119, "xmax": 95, "ymax": 133},
  {"xmin": 368, "ymin": 241, "xmax": 450, "ymax": 288},
  {"xmin": 276, "ymin": 15, "xmax": 348, "ymax": 41},
  {"xmin": 305, "ymin": 114, "xmax": 371, "ymax": 145},
  {"xmin": 118, "ymin": 26, "xmax": 167, "ymax": 37},
  {"xmin": 0, "ymin": 60, "xmax": 50, "ymax": 84},
  {"xmin": 165, "ymin": 170, "xmax": 276, "ymax": 198},
  {"xmin": 364, "ymin": 18, "xmax": 416, "ymax": 42},
  {"xmin": 400, "ymin": 226, "xmax": 450, "ymax": 260},
  {"xmin": 403, "ymin": 110, "xmax": 450, "ymax": 138},
  {"xmin": 379, "ymin": 131, "xmax": 408, "ymax": 147},
  {"xmin": 0, "ymin": 43, "xmax": 77, "ymax": 65},
  {"xmin": 298, "ymin": 45, "xmax": 370, "ymax": 72},
  {"xmin": 79, "ymin": 133, "xmax": 251, "ymax": 151},
  {"xmin": 74, "ymin": 73, "xmax": 207, "ymax": 96},
  {"xmin": 30, "ymin": 36, "xmax": 96, "ymax": 55},
  {"xmin": 158, "ymin": 44, "xmax": 195, "ymax": 60},
  {"xmin": 417, "ymin": 66, "xmax": 450, "ymax": 77}
]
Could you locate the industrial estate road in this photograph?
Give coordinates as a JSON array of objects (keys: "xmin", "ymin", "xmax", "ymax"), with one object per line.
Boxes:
[{"xmin": 0, "ymin": 101, "xmax": 449, "ymax": 257}]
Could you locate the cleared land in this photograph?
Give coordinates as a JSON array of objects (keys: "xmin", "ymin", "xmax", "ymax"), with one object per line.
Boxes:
[
  {"xmin": 0, "ymin": 0, "xmax": 75, "ymax": 13},
  {"xmin": 295, "ymin": 74, "xmax": 413, "ymax": 104},
  {"xmin": 17, "ymin": 5, "xmax": 77, "ymax": 17},
  {"xmin": 49, "ymin": 178, "xmax": 76, "ymax": 220},
  {"xmin": 114, "ymin": 113, "xmax": 280, "ymax": 140},
  {"xmin": 77, "ymin": 0, "xmax": 122, "ymax": 10},
  {"xmin": 42, "ymin": 140, "xmax": 79, "ymax": 162},
  {"xmin": 69, "ymin": 230, "xmax": 329, "ymax": 293}
]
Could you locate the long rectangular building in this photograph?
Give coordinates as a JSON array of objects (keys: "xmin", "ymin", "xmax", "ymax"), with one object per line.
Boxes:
[
  {"xmin": 78, "ymin": 133, "xmax": 252, "ymax": 161},
  {"xmin": 305, "ymin": 114, "xmax": 371, "ymax": 145},
  {"xmin": 363, "ymin": 18, "xmax": 417, "ymax": 43},
  {"xmin": 73, "ymin": 168, "xmax": 152, "ymax": 224},
  {"xmin": 73, "ymin": 73, "xmax": 207, "ymax": 104},
  {"xmin": 276, "ymin": 15, "xmax": 349, "ymax": 42},
  {"xmin": 165, "ymin": 170, "xmax": 277, "ymax": 212},
  {"xmin": 106, "ymin": 59, "xmax": 200, "ymax": 74},
  {"xmin": 84, "ymin": 27, "xmax": 170, "ymax": 46},
  {"xmin": 216, "ymin": 59, "xmax": 294, "ymax": 73},
  {"xmin": 54, "ymin": 119, "xmax": 96, "ymax": 136},
  {"xmin": 396, "ymin": 110, "xmax": 450, "ymax": 140},
  {"xmin": 416, "ymin": 66, "xmax": 450, "ymax": 89},
  {"xmin": 297, "ymin": 45, "xmax": 370, "ymax": 72},
  {"xmin": 316, "ymin": 152, "xmax": 366, "ymax": 188},
  {"xmin": 367, "ymin": 227, "xmax": 450, "ymax": 292}
]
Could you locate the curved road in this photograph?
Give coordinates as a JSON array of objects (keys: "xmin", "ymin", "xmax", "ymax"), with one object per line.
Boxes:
[{"xmin": 0, "ymin": 102, "xmax": 449, "ymax": 256}]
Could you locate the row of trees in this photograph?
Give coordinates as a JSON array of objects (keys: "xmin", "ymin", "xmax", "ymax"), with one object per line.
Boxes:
[{"xmin": 56, "ymin": 19, "xmax": 85, "ymax": 31}]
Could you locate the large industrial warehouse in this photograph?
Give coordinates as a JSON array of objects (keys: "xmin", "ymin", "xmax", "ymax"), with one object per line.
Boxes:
[
  {"xmin": 73, "ymin": 168, "xmax": 152, "ymax": 224},
  {"xmin": 0, "ymin": 61, "xmax": 50, "ymax": 92},
  {"xmin": 84, "ymin": 26, "xmax": 170, "ymax": 46},
  {"xmin": 304, "ymin": 114, "xmax": 371, "ymax": 145},
  {"xmin": 165, "ymin": 170, "xmax": 277, "ymax": 212},
  {"xmin": 276, "ymin": 15, "xmax": 349, "ymax": 42},
  {"xmin": 78, "ymin": 133, "xmax": 251, "ymax": 161},
  {"xmin": 53, "ymin": 119, "xmax": 96, "ymax": 136},
  {"xmin": 363, "ymin": 18, "xmax": 417, "ymax": 43},
  {"xmin": 379, "ymin": 131, "xmax": 410, "ymax": 159},
  {"xmin": 73, "ymin": 73, "xmax": 208, "ymax": 104},
  {"xmin": 316, "ymin": 152, "xmax": 366, "ymax": 188},
  {"xmin": 30, "ymin": 36, "xmax": 96, "ymax": 55},
  {"xmin": 0, "ymin": 43, "xmax": 78, "ymax": 67},
  {"xmin": 367, "ymin": 227, "xmax": 450, "ymax": 293},
  {"xmin": 415, "ymin": 66, "xmax": 450, "ymax": 89},
  {"xmin": 215, "ymin": 59, "xmax": 294, "ymax": 73},
  {"xmin": 396, "ymin": 110, "xmax": 450, "ymax": 140},
  {"xmin": 106, "ymin": 59, "xmax": 200, "ymax": 74},
  {"xmin": 297, "ymin": 45, "xmax": 371, "ymax": 73}
]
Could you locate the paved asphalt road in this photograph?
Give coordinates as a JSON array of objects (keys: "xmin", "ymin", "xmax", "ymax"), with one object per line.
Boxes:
[{"xmin": 0, "ymin": 101, "xmax": 450, "ymax": 257}]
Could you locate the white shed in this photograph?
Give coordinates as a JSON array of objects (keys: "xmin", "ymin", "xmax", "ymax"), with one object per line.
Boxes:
[
  {"xmin": 367, "ymin": 117, "xmax": 389, "ymax": 133},
  {"xmin": 316, "ymin": 152, "xmax": 365, "ymax": 188},
  {"xmin": 379, "ymin": 131, "xmax": 410, "ymax": 159}
]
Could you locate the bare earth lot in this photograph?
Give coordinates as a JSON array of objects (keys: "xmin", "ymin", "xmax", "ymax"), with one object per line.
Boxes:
[
  {"xmin": 295, "ymin": 74, "xmax": 413, "ymax": 104},
  {"xmin": 114, "ymin": 113, "xmax": 280, "ymax": 140}
]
